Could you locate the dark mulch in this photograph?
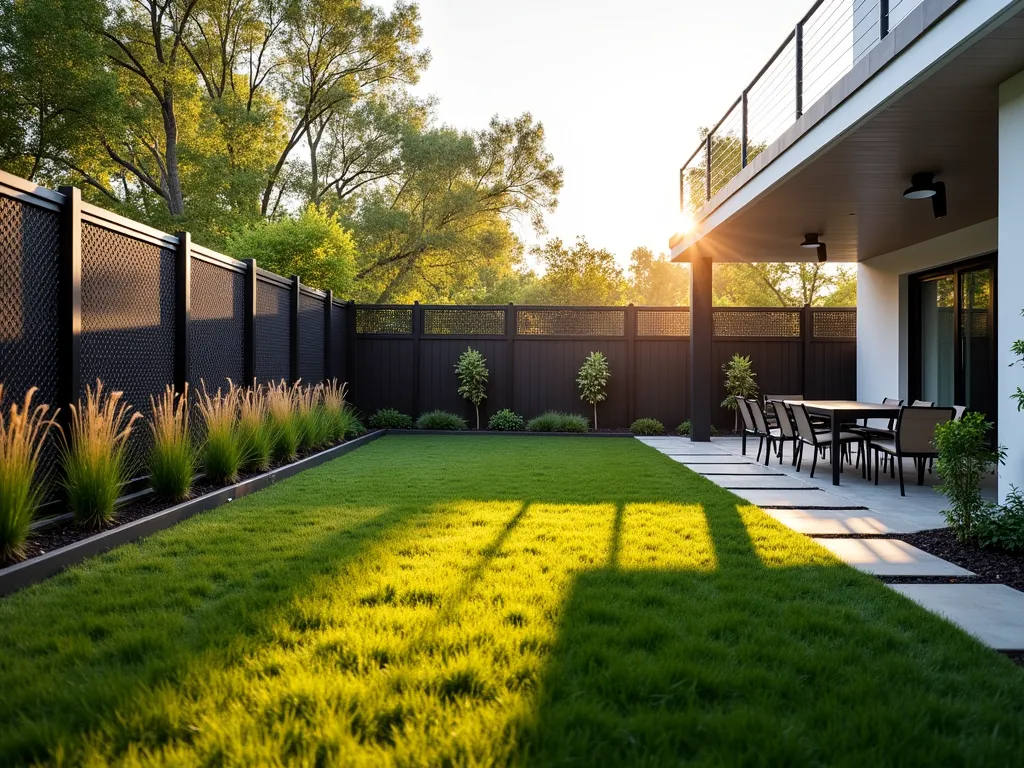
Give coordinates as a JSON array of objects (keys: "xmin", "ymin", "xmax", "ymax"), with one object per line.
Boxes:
[
  {"xmin": 878, "ymin": 575, "xmax": 983, "ymax": 585},
  {"xmin": 897, "ymin": 528, "xmax": 1024, "ymax": 595}
]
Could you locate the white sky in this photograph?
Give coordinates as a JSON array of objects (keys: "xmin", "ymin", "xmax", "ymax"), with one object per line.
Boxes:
[{"xmin": 404, "ymin": 0, "xmax": 811, "ymax": 268}]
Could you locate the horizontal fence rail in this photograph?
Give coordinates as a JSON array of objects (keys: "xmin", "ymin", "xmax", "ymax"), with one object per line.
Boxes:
[
  {"xmin": 681, "ymin": 0, "xmax": 925, "ymax": 214},
  {"xmin": 0, "ymin": 169, "xmax": 857, "ymax": 492}
]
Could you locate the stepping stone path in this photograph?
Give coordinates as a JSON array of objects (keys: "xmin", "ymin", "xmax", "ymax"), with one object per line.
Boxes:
[{"xmin": 636, "ymin": 437, "xmax": 1024, "ymax": 651}]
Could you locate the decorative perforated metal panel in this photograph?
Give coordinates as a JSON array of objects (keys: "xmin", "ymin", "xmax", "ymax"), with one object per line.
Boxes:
[
  {"xmin": 80, "ymin": 223, "xmax": 176, "ymax": 473},
  {"xmin": 356, "ymin": 307, "xmax": 412, "ymax": 334},
  {"xmin": 298, "ymin": 290, "xmax": 325, "ymax": 383},
  {"xmin": 0, "ymin": 196, "xmax": 60, "ymax": 407},
  {"xmin": 637, "ymin": 310, "xmax": 690, "ymax": 337},
  {"xmin": 190, "ymin": 257, "xmax": 244, "ymax": 388},
  {"xmin": 424, "ymin": 308, "xmax": 505, "ymax": 335},
  {"xmin": 255, "ymin": 278, "xmax": 291, "ymax": 383},
  {"xmin": 812, "ymin": 310, "xmax": 856, "ymax": 339},
  {"xmin": 516, "ymin": 309, "xmax": 625, "ymax": 336},
  {"xmin": 713, "ymin": 310, "xmax": 800, "ymax": 338}
]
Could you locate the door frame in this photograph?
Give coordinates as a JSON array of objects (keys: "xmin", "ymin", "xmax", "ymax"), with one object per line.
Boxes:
[{"xmin": 908, "ymin": 252, "xmax": 998, "ymax": 420}]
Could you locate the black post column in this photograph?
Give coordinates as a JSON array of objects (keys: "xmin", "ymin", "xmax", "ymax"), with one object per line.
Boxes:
[
  {"xmin": 324, "ymin": 289, "xmax": 333, "ymax": 383},
  {"xmin": 290, "ymin": 275, "xmax": 300, "ymax": 384},
  {"xmin": 689, "ymin": 253, "xmax": 713, "ymax": 442},
  {"xmin": 174, "ymin": 231, "xmax": 191, "ymax": 395},
  {"xmin": 243, "ymin": 259, "xmax": 257, "ymax": 386},
  {"xmin": 57, "ymin": 186, "xmax": 82, "ymax": 428}
]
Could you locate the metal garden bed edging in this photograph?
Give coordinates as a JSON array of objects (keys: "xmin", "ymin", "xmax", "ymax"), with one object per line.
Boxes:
[
  {"xmin": 0, "ymin": 430, "xmax": 384, "ymax": 597},
  {"xmin": 384, "ymin": 429, "xmax": 633, "ymax": 438}
]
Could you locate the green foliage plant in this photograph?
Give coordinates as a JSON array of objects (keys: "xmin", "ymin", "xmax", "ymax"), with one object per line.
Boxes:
[
  {"xmin": 677, "ymin": 420, "xmax": 691, "ymax": 436},
  {"xmin": 295, "ymin": 384, "xmax": 331, "ymax": 452},
  {"xmin": 487, "ymin": 409, "xmax": 524, "ymax": 431},
  {"xmin": 721, "ymin": 354, "xmax": 759, "ymax": 431},
  {"xmin": 147, "ymin": 384, "xmax": 195, "ymax": 502},
  {"xmin": 238, "ymin": 385, "xmax": 272, "ymax": 473},
  {"xmin": 415, "ymin": 411, "xmax": 467, "ymax": 430},
  {"xmin": 336, "ymin": 410, "xmax": 366, "ymax": 439},
  {"xmin": 974, "ymin": 487, "xmax": 1024, "ymax": 553},
  {"xmin": 197, "ymin": 381, "xmax": 242, "ymax": 487},
  {"xmin": 630, "ymin": 418, "xmax": 665, "ymax": 436},
  {"xmin": 266, "ymin": 381, "xmax": 300, "ymax": 463},
  {"xmin": 1012, "ymin": 309, "xmax": 1024, "ymax": 412},
  {"xmin": 321, "ymin": 380, "xmax": 348, "ymax": 443},
  {"xmin": 526, "ymin": 412, "xmax": 588, "ymax": 433},
  {"xmin": 61, "ymin": 380, "xmax": 140, "ymax": 528},
  {"xmin": 369, "ymin": 409, "xmax": 414, "ymax": 430},
  {"xmin": 0, "ymin": 386, "xmax": 56, "ymax": 562},
  {"xmin": 577, "ymin": 352, "xmax": 610, "ymax": 429},
  {"xmin": 455, "ymin": 348, "xmax": 489, "ymax": 429},
  {"xmin": 934, "ymin": 412, "xmax": 1004, "ymax": 541}
]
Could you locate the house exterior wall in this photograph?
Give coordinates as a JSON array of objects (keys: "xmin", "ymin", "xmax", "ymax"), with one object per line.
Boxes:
[{"xmin": 998, "ymin": 69, "xmax": 1024, "ymax": 499}]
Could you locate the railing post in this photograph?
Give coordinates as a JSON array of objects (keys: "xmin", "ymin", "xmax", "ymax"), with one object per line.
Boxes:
[
  {"xmin": 802, "ymin": 304, "xmax": 813, "ymax": 398},
  {"xmin": 324, "ymin": 290, "xmax": 333, "ymax": 383},
  {"xmin": 626, "ymin": 304, "xmax": 636, "ymax": 427},
  {"xmin": 506, "ymin": 303, "xmax": 516, "ymax": 416},
  {"xmin": 57, "ymin": 186, "xmax": 82, "ymax": 427},
  {"xmin": 173, "ymin": 231, "xmax": 191, "ymax": 396},
  {"xmin": 704, "ymin": 133, "xmax": 713, "ymax": 200},
  {"xmin": 741, "ymin": 91, "xmax": 749, "ymax": 168},
  {"xmin": 290, "ymin": 275, "xmax": 300, "ymax": 384},
  {"xmin": 411, "ymin": 301, "xmax": 422, "ymax": 417},
  {"xmin": 795, "ymin": 23, "xmax": 804, "ymax": 119},
  {"xmin": 880, "ymin": 0, "xmax": 890, "ymax": 39},
  {"xmin": 243, "ymin": 259, "xmax": 257, "ymax": 386}
]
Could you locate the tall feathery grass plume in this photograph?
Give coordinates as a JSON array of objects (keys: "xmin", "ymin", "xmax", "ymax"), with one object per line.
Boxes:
[
  {"xmin": 148, "ymin": 384, "xmax": 195, "ymax": 502},
  {"xmin": 197, "ymin": 379, "xmax": 242, "ymax": 486}
]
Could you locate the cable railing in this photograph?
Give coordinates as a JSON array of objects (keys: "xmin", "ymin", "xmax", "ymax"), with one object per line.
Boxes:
[{"xmin": 680, "ymin": 0, "xmax": 926, "ymax": 215}]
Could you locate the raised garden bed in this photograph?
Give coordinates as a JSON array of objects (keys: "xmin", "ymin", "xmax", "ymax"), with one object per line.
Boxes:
[
  {"xmin": 0, "ymin": 431, "xmax": 383, "ymax": 596},
  {"xmin": 385, "ymin": 429, "xmax": 633, "ymax": 437}
]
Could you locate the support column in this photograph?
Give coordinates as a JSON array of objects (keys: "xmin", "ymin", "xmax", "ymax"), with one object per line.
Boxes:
[
  {"xmin": 999, "ymin": 70, "xmax": 1024, "ymax": 501},
  {"xmin": 689, "ymin": 253, "xmax": 713, "ymax": 442}
]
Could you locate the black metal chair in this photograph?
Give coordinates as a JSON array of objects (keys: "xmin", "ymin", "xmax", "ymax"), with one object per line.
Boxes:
[
  {"xmin": 872, "ymin": 406, "xmax": 954, "ymax": 496},
  {"xmin": 736, "ymin": 398, "xmax": 759, "ymax": 457},
  {"xmin": 745, "ymin": 398, "xmax": 782, "ymax": 466},
  {"xmin": 769, "ymin": 400, "xmax": 800, "ymax": 466},
  {"xmin": 790, "ymin": 402, "xmax": 865, "ymax": 479}
]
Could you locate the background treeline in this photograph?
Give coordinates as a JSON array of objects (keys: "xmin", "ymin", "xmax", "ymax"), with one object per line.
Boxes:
[{"xmin": 0, "ymin": 0, "xmax": 854, "ymax": 307}]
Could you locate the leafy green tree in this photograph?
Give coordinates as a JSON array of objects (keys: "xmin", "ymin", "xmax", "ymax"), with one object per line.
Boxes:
[
  {"xmin": 225, "ymin": 205, "xmax": 356, "ymax": 295},
  {"xmin": 714, "ymin": 263, "xmax": 856, "ymax": 307},
  {"xmin": 577, "ymin": 352, "xmax": 610, "ymax": 429},
  {"xmin": 454, "ymin": 348, "xmax": 488, "ymax": 429},
  {"xmin": 534, "ymin": 237, "xmax": 627, "ymax": 306},
  {"xmin": 629, "ymin": 246, "xmax": 689, "ymax": 305},
  {"xmin": 721, "ymin": 354, "xmax": 758, "ymax": 431}
]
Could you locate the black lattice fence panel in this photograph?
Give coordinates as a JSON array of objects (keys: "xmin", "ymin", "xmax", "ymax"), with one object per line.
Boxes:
[
  {"xmin": 637, "ymin": 309, "xmax": 690, "ymax": 337},
  {"xmin": 190, "ymin": 257, "xmax": 245, "ymax": 390},
  {"xmin": 255, "ymin": 276, "xmax": 291, "ymax": 384},
  {"xmin": 356, "ymin": 307, "xmax": 412, "ymax": 335},
  {"xmin": 80, "ymin": 223, "xmax": 176, "ymax": 475},
  {"xmin": 298, "ymin": 290, "xmax": 325, "ymax": 384},
  {"xmin": 424, "ymin": 308, "xmax": 505, "ymax": 335},
  {"xmin": 713, "ymin": 310, "xmax": 801, "ymax": 338},
  {"xmin": 516, "ymin": 309, "xmax": 625, "ymax": 336},
  {"xmin": 812, "ymin": 309, "xmax": 856, "ymax": 339}
]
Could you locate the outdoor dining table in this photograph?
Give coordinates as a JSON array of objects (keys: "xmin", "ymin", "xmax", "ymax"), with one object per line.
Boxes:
[{"xmin": 781, "ymin": 399, "xmax": 903, "ymax": 486}]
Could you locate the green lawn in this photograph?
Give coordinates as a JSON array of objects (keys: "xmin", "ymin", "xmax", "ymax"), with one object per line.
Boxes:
[{"xmin": 2, "ymin": 436, "xmax": 1024, "ymax": 765}]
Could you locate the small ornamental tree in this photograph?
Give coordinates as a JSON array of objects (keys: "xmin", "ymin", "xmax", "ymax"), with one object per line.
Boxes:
[
  {"xmin": 934, "ymin": 412, "xmax": 1004, "ymax": 541},
  {"xmin": 721, "ymin": 353, "xmax": 759, "ymax": 431},
  {"xmin": 577, "ymin": 351, "xmax": 610, "ymax": 429},
  {"xmin": 455, "ymin": 348, "xmax": 489, "ymax": 429}
]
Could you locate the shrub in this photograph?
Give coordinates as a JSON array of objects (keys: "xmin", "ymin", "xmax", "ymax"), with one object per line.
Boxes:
[
  {"xmin": 148, "ymin": 384, "xmax": 195, "ymax": 502},
  {"xmin": 266, "ymin": 380, "xmax": 300, "ymax": 462},
  {"xmin": 487, "ymin": 409, "xmax": 524, "ymax": 431},
  {"xmin": 577, "ymin": 352, "xmax": 610, "ymax": 429},
  {"xmin": 455, "ymin": 348, "xmax": 489, "ymax": 429},
  {"xmin": 934, "ymin": 412, "xmax": 1004, "ymax": 541},
  {"xmin": 197, "ymin": 380, "xmax": 242, "ymax": 486},
  {"xmin": 369, "ymin": 408, "xmax": 414, "ymax": 430},
  {"xmin": 526, "ymin": 411, "xmax": 588, "ymax": 433},
  {"xmin": 296, "ymin": 383, "xmax": 331, "ymax": 451},
  {"xmin": 677, "ymin": 420, "xmax": 691, "ymax": 436},
  {"xmin": 721, "ymin": 353, "xmax": 758, "ymax": 431},
  {"xmin": 336, "ymin": 409, "xmax": 366, "ymax": 439},
  {"xmin": 630, "ymin": 418, "xmax": 665, "ymax": 436},
  {"xmin": 0, "ymin": 386, "xmax": 56, "ymax": 562},
  {"xmin": 415, "ymin": 410, "xmax": 467, "ymax": 430},
  {"xmin": 61, "ymin": 380, "xmax": 140, "ymax": 528},
  {"xmin": 974, "ymin": 487, "xmax": 1024, "ymax": 553},
  {"xmin": 238, "ymin": 385, "xmax": 272, "ymax": 473}
]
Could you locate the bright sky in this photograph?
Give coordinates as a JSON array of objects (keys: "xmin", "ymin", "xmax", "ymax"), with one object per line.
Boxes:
[{"xmin": 404, "ymin": 0, "xmax": 810, "ymax": 268}]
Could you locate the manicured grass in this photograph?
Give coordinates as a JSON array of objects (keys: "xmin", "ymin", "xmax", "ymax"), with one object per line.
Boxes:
[{"xmin": 2, "ymin": 436, "xmax": 1024, "ymax": 764}]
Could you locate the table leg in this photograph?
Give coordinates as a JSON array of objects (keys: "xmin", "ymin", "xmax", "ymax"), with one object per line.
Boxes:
[{"xmin": 831, "ymin": 416, "xmax": 841, "ymax": 486}]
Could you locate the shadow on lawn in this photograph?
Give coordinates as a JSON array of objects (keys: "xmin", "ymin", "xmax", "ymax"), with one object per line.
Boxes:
[{"xmin": 516, "ymin": 502, "xmax": 1024, "ymax": 765}]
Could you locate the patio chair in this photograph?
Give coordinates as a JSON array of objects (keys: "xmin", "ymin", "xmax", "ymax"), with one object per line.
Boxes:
[
  {"xmin": 736, "ymin": 398, "xmax": 759, "ymax": 457},
  {"xmin": 745, "ymin": 398, "xmax": 782, "ymax": 465},
  {"xmin": 848, "ymin": 396, "xmax": 903, "ymax": 472},
  {"xmin": 790, "ymin": 402, "xmax": 865, "ymax": 479},
  {"xmin": 763, "ymin": 395, "xmax": 803, "ymax": 427},
  {"xmin": 872, "ymin": 405, "xmax": 955, "ymax": 496},
  {"xmin": 769, "ymin": 400, "xmax": 800, "ymax": 466}
]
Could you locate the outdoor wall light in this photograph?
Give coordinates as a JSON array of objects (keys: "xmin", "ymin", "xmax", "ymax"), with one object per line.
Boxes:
[
  {"xmin": 903, "ymin": 172, "xmax": 947, "ymax": 219},
  {"xmin": 800, "ymin": 233, "xmax": 827, "ymax": 263}
]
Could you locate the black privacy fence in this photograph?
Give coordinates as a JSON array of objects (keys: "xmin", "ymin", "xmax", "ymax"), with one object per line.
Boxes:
[{"xmin": 0, "ymin": 169, "xmax": 855, "ymax": 479}]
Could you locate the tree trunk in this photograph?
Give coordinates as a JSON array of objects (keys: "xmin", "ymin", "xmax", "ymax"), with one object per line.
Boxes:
[
  {"xmin": 161, "ymin": 91, "xmax": 185, "ymax": 217},
  {"xmin": 476, "ymin": 404, "xmax": 480, "ymax": 430},
  {"xmin": 593, "ymin": 403, "xmax": 598, "ymax": 431}
]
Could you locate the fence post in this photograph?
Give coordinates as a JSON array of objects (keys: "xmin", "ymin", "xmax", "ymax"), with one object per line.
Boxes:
[
  {"xmin": 243, "ymin": 259, "xmax": 257, "ymax": 386},
  {"xmin": 795, "ymin": 23, "xmax": 804, "ymax": 119},
  {"xmin": 324, "ymin": 289, "xmax": 333, "ymax": 383},
  {"xmin": 173, "ymin": 231, "xmax": 191, "ymax": 395},
  {"xmin": 290, "ymin": 275, "xmax": 300, "ymax": 384},
  {"xmin": 506, "ymin": 303, "xmax": 516, "ymax": 415},
  {"xmin": 626, "ymin": 304, "xmax": 636, "ymax": 427},
  {"xmin": 57, "ymin": 186, "xmax": 82, "ymax": 427},
  {"xmin": 345, "ymin": 301, "xmax": 357, "ymax": 398},
  {"xmin": 802, "ymin": 304, "xmax": 813, "ymax": 398},
  {"xmin": 411, "ymin": 301, "xmax": 422, "ymax": 417},
  {"xmin": 880, "ymin": 0, "xmax": 890, "ymax": 39}
]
